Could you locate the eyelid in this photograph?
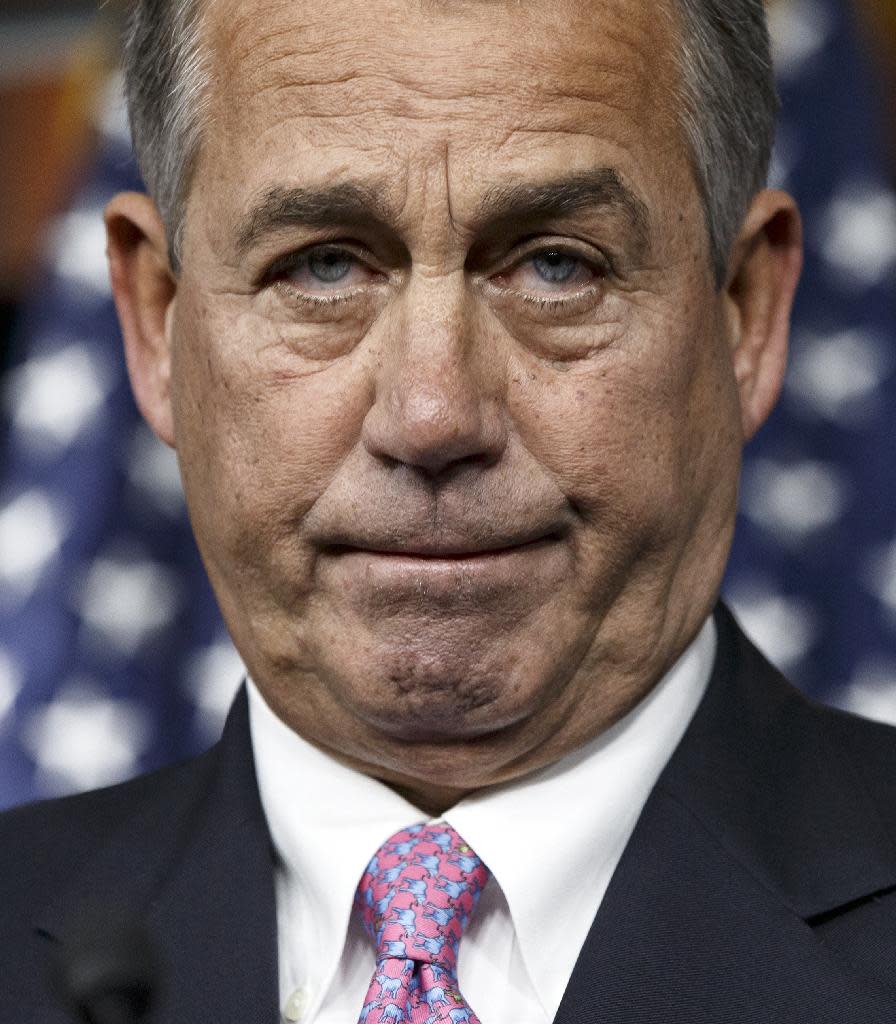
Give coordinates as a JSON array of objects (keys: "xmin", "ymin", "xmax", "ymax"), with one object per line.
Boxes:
[
  {"xmin": 493, "ymin": 237, "xmax": 614, "ymax": 278},
  {"xmin": 259, "ymin": 240, "xmax": 380, "ymax": 287}
]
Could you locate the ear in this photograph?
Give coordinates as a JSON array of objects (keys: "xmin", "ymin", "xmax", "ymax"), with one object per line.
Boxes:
[
  {"xmin": 722, "ymin": 189, "xmax": 803, "ymax": 441},
  {"xmin": 105, "ymin": 192, "xmax": 178, "ymax": 447}
]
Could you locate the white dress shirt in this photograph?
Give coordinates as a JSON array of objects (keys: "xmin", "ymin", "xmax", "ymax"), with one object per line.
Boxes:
[{"xmin": 247, "ymin": 616, "xmax": 716, "ymax": 1024}]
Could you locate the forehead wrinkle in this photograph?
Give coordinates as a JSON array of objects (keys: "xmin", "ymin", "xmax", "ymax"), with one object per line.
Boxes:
[
  {"xmin": 215, "ymin": 2, "xmax": 517, "ymax": 106},
  {"xmin": 212, "ymin": 0, "xmax": 667, "ymax": 114},
  {"xmin": 233, "ymin": 66, "xmax": 532, "ymax": 128},
  {"xmin": 205, "ymin": 0, "xmax": 682, "ymax": 184}
]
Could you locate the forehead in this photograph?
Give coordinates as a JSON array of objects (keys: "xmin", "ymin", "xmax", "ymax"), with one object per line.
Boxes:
[{"xmin": 196, "ymin": 0, "xmax": 688, "ymax": 240}]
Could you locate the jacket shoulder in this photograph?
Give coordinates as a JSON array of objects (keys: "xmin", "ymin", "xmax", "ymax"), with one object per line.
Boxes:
[
  {"xmin": 823, "ymin": 702, "xmax": 896, "ymax": 843},
  {"xmin": 0, "ymin": 750, "xmax": 217, "ymax": 937}
]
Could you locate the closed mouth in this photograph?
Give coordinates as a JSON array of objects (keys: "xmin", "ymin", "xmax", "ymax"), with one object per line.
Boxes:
[{"xmin": 326, "ymin": 535, "xmax": 559, "ymax": 560}]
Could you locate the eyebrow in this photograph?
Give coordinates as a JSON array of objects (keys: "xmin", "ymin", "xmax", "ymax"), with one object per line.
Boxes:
[
  {"xmin": 477, "ymin": 169, "xmax": 651, "ymax": 253},
  {"xmin": 235, "ymin": 181, "xmax": 392, "ymax": 257},
  {"xmin": 235, "ymin": 167, "xmax": 650, "ymax": 257}
]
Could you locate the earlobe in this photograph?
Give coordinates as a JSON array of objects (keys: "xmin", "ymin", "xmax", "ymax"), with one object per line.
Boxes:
[
  {"xmin": 105, "ymin": 192, "xmax": 178, "ymax": 447},
  {"xmin": 723, "ymin": 189, "xmax": 803, "ymax": 441}
]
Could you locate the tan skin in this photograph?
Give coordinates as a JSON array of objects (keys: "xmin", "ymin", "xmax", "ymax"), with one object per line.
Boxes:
[{"xmin": 106, "ymin": 0, "xmax": 802, "ymax": 815}]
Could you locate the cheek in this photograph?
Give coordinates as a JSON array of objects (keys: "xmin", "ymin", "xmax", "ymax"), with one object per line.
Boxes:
[
  {"xmin": 169, "ymin": 305, "xmax": 370, "ymax": 572},
  {"xmin": 511, "ymin": 316, "xmax": 734, "ymax": 542}
]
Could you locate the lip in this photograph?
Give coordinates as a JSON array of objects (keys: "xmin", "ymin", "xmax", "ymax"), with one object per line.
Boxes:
[
  {"xmin": 318, "ymin": 536, "xmax": 568, "ymax": 596},
  {"xmin": 324, "ymin": 535, "xmax": 559, "ymax": 561}
]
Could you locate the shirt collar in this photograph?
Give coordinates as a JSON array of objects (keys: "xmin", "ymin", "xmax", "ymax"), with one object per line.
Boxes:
[
  {"xmin": 248, "ymin": 615, "xmax": 716, "ymax": 1017},
  {"xmin": 445, "ymin": 616, "xmax": 717, "ymax": 1013},
  {"xmin": 247, "ymin": 682, "xmax": 423, "ymax": 1013}
]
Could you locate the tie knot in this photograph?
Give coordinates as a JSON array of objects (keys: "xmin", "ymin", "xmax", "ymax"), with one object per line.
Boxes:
[{"xmin": 355, "ymin": 822, "xmax": 489, "ymax": 972}]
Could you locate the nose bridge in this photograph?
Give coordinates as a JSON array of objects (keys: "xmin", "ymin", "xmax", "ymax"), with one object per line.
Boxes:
[
  {"xmin": 401, "ymin": 269, "xmax": 470, "ymax": 384},
  {"xmin": 362, "ymin": 271, "xmax": 506, "ymax": 475}
]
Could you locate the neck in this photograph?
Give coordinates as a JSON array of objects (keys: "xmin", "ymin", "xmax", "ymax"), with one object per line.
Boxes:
[{"xmin": 386, "ymin": 779, "xmax": 476, "ymax": 817}]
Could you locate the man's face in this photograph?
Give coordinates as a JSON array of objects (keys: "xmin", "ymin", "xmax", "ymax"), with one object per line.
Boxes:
[{"xmin": 142, "ymin": 0, "xmax": 771, "ymax": 796}]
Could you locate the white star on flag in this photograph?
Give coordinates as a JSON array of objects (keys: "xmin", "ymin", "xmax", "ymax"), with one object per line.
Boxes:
[{"xmin": 21, "ymin": 681, "xmax": 152, "ymax": 795}]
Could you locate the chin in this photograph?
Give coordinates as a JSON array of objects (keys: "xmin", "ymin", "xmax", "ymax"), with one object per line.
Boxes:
[
  {"xmin": 348, "ymin": 664, "xmax": 537, "ymax": 744},
  {"xmin": 306, "ymin": 611, "xmax": 580, "ymax": 747}
]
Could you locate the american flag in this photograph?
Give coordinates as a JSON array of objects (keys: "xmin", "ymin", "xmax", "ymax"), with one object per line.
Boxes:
[{"xmin": 0, "ymin": 0, "xmax": 894, "ymax": 808}]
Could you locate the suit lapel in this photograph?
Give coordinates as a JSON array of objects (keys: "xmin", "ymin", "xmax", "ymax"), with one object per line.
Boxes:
[
  {"xmin": 555, "ymin": 605, "xmax": 896, "ymax": 1023},
  {"xmin": 145, "ymin": 689, "xmax": 279, "ymax": 1024},
  {"xmin": 37, "ymin": 688, "xmax": 280, "ymax": 1024},
  {"xmin": 554, "ymin": 782, "xmax": 896, "ymax": 1023}
]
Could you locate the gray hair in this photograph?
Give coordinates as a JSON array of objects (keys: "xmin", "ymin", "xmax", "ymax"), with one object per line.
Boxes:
[
  {"xmin": 123, "ymin": 0, "xmax": 778, "ymax": 283},
  {"xmin": 123, "ymin": 0, "xmax": 210, "ymax": 269},
  {"xmin": 672, "ymin": 0, "xmax": 779, "ymax": 282}
]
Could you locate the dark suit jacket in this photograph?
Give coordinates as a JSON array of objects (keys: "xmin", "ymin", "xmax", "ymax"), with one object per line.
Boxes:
[{"xmin": 2, "ymin": 604, "xmax": 896, "ymax": 1022}]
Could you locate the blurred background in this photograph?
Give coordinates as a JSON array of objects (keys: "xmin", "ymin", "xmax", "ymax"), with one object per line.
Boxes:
[{"xmin": 0, "ymin": 0, "xmax": 894, "ymax": 808}]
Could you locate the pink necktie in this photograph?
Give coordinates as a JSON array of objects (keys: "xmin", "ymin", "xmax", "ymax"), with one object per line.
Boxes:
[{"xmin": 355, "ymin": 822, "xmax": 490, "ymax": 1024}]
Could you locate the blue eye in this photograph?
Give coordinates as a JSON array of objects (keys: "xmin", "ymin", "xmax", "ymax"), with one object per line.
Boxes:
[
  {"xmin": 307, "ymin": 248, "xmax": 353, "ymax": 283},
  {"xmin": 531, "ymin": 251, "xmax": 581, "ymax": 284}
]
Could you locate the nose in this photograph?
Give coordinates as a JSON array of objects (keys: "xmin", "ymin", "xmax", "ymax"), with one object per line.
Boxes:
[{"xmin": 361, "ymin": 275, "xmax": 507, "ymax": 478}]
